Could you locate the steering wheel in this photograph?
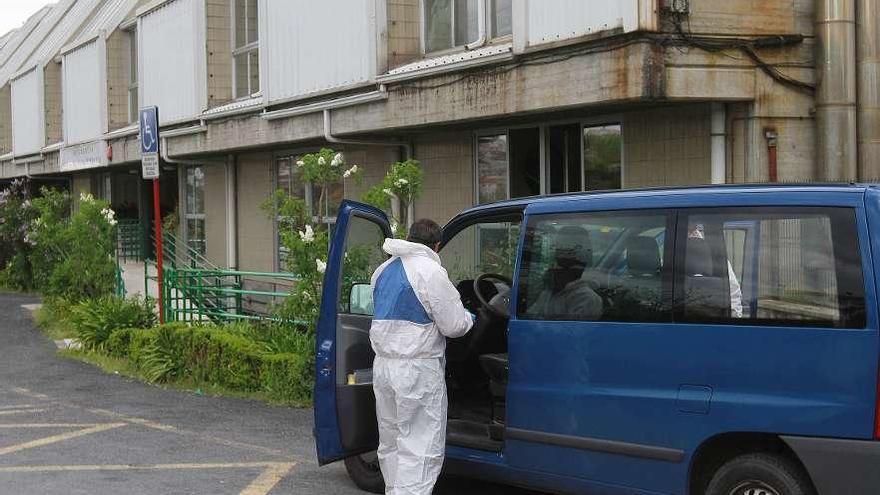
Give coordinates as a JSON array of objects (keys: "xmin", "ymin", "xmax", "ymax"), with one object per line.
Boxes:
[{"xmin": 473, "ymin": 273, "xmax": 513, "ymax": 319}]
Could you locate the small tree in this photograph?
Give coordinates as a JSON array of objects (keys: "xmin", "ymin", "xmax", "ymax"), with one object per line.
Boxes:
[
  {"xmin": 362, "ymin": 159, "xmax": 423, "ymax": 237},
  {"xmin": 262, "ymin": 149, "xmax": 361, "ymax": 326},
  {"xmin": 0, "ymin": 179, "xmax": 37, "ymax": 290}
]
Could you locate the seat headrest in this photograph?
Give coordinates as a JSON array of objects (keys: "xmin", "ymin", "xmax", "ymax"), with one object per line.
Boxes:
[
  {"xmin": 686, "ymin": 238, "xmax": 713, "ymax": 276},
  {"xmin": 626, "ymin": 236, "xmax": 661, "ymax": 276}
]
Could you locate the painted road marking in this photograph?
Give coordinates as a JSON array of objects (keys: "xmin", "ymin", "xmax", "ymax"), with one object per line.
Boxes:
[
  {"xmin": 0, "ymin": 424, "xmax": 104, "ymax": 428},
  {"xmin": 0, "ymin": 405, "xmax": 36, "ymax": 410},
  {"xmin": 0, "ymin": 423, "xmax": 126, "ymax": 456},
  {"xmin": 11, "ymin": 388, "xmax": 49, "ymax": 400},
  {"xmin": 0, "ymin": 462, "xmax": 297, "ymax": 495},
  {"xmin": 239, "ymin": 462, "xmax": 297, "ymax": 495},
  {"xmin": 0, "ymin": 409, "xmax": 48, "ymax": 416}
]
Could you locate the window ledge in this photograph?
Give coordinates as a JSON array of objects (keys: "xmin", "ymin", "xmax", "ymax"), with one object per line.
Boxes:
[
  {"xmin": 202, "ymin": 96, "xmax": 264, "ymax": 120},
  {"xmin": 377, "ymin": 43, "xmax": 514, "ymax": 84}
]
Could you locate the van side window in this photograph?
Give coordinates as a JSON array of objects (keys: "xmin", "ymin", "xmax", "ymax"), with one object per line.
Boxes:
[
  {"xmin": 675, "ymin": 208, "xmax": 866, "ymax": 328},
  {"xmin": 518, "ymin": 211, "xmax": 673, "ymax": 322}
]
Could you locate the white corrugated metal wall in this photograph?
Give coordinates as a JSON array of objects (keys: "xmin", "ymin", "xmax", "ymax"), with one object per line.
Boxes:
[
  {"xmin": 140, "ymin": 0, "xmax": 205, "ymax": 124},
  {"xmin": 263, "ymin": 0, "xmax": 377, "ymax": 104},
  {"xmin": 63, "ymin": 40, "xmax": 103, "ymax": 144},
  {"xmin": 11, "ymin": 68, "xmax": 43, "ymax": 155},
  {"xmin": 525, "ymin": 0, "xmax": 639, "ymax": 47}
]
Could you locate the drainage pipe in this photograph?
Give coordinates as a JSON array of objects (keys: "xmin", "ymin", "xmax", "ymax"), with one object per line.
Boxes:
[
  {"xmin": 225, "ymin": 155, "xmax": 237, "ymax": 269},
  {"xmin": 322, "ymin": 109, "xmax": 412, "ymax": 160},
  {"xmin": 857, "ymin": 0, "xmax": 880, "ymax": 179},
  {"xmin": 816, "ymin": 0, "xmax": 858, "ymax": 181}
]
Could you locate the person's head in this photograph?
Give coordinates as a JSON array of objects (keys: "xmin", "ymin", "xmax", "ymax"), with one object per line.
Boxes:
[
  {"xmin": 408, "ymin": 218, "xmax": 442, "ymax": 252},
  {"xmin": 554, "ymin": 226, "xmax": 592, "ymax": 270}
]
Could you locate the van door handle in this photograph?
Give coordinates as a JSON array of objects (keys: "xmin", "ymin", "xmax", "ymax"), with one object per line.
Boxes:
[{"xmin": 676, "ymin": 385, "xmax": 713, "ymax": 415}]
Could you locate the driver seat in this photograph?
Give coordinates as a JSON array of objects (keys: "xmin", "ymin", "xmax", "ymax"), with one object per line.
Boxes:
[{"xmin": 478, "ymin": 353, "xmax": 508, "ymax": 440}]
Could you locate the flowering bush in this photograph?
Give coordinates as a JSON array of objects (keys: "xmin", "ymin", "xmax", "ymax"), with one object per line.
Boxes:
[
  {"xmin": 262, "ymin": 148, "xmax": 361, "ymax": 326},
  {"xmin": 0, "ymin": 179, "xmax": 37, "ymax": 290},
  {"xmin": 363, "ymin": 159, "xmax": 423, "ymax": 237}
]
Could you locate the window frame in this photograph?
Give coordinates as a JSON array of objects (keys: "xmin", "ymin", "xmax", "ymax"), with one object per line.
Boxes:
[
  {"xmin": 231, "ymin": 0, "xmax": 260, "ymax": 100},
  {"xmin": 184, "ymin": 165, "xmax": 207, "ymax": 256},
  {"xmin": 125, "ymin": 26, "xmax": 138, "ymax": 124},
  {"xmin": 673, "ymin": 206, "xmax": 867, "ymax": 329},
  {"xmin": 474, "ymin": 117, "xmax": 625, "ymax": 205}
]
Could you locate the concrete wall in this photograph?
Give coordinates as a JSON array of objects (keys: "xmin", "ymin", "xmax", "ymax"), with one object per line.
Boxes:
[
  {"xmin": 204, "ymin": 162, "xmax": 228, "ymax": 266},
  {"xmin": 686, "ymin": 0, "xmax": 814, "ymax": 36},
  {"xmin": 0, "ymin": 86, "xmax": 10, "ymax": 154},
  {"xmin": 206, "ymin": 0, "xmax": 232, "ymax": 108},
  {"xmin": 106, "ymin": 29, "xmax": 131, "ymax": 131},
  {"xmin": 387, "ymin": 0, "xmax": 421, "ymax": 70},
  {"xmin": 624, "ymin": 104, "xmax": 712, "ymax": 187},
  {"xmin": 236, "ymin": 152, "xmax": 274, "ymax": 272},
  {"xmin": 43, "ymin": 61, "xmax": 63, "ymax": 146},
  {"xmin": 412, "ymin": 132, "xmax": 473, "ymax": 224}
]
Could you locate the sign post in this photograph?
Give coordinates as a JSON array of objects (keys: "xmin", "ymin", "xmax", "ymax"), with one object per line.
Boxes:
[{"xmin": 139, "ymin": 106, "xmax": 164, "ymax": 323}]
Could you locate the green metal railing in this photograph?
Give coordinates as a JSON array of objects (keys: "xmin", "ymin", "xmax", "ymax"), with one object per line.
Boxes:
[
  {"xmin": 161, "ymin": 268, "xmax": 298, "ymax": 324},
  {"xmin": 116, "ymin": 219, "xmax": 146, "ymax": 262}
]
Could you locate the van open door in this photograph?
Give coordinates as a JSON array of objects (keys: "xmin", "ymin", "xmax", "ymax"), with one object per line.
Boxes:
[{"xmin": 314, "ymin": 200, "xmax": 391, "ymax": 465}]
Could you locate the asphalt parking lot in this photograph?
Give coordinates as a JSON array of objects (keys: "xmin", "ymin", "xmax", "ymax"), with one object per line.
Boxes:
[{"xmin": 0, "ymin": 293, "xmax": 537, "ymax": 494}]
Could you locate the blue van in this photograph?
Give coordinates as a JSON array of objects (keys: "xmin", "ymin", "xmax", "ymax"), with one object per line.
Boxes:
[{"xmin": 314, "ymin": 185, "xmax": 880, "ymax": 495}]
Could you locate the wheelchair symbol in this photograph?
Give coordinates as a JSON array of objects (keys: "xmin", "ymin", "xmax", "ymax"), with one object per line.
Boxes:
[{"xmin": 141, "ymin": 112, "xmax": 157, "ymax": 153}]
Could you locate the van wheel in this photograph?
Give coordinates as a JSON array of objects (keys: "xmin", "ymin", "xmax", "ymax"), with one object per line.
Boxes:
[
  {"xmin": 705, "ymin": 453, "xmax": 815, "ymax": 495},
  {"xmin": 344, "ymin": 451, "xmax": 384, "ymax": 494}
]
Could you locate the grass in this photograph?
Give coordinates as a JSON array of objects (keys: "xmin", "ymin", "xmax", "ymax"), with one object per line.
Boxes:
[
  {"xmin": 34, "ymin": 304, "xmax": 78, "ymax": 341},
  {"xmin": 57, "ymin": 349, "xmax": 285, "ymax": 406}
]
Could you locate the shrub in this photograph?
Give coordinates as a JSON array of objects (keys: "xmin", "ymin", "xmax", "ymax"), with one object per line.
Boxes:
[
  {"xmin": 105, "ymin": 329, "xmax": 135, "ymax": 358},
  {"xmin": 0, "ymin": 179, "xmax": 38, "ymax": 290},
  {"xmin": 69, "ymin": 296, "xmax": 157, "ymax": 350},
  {"xmin": 261, "ymin": 352, "xmax": 314, "ymax": 405}
]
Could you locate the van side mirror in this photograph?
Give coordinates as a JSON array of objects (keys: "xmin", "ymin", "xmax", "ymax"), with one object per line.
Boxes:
[{"xmin": 349, "ymin": 283, "xmax": 373, "ymax": 316}]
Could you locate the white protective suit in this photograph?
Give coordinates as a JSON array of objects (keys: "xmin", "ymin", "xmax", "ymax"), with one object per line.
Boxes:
[{"xmin": 370, "ymin": 238, "xmax": 474, "ymax": 495}]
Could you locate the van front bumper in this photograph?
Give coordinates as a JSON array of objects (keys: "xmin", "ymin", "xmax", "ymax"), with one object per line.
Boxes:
[{"xmin": 781, "ymin": 436, "xmax": 880, "ymax": 495}]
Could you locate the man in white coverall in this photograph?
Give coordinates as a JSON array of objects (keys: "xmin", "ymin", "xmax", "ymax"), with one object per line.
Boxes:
[{"xmin": 370, "ymin": 219, "xmax": 474, "ymax": 495}]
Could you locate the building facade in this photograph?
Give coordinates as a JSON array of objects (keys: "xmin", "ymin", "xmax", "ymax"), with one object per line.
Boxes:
[{"xmin": 0, "ymin": 0, "xmax": 876, "ymax": 273}]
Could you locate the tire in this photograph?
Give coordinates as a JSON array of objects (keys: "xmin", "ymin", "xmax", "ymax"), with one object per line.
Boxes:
[
  {"xmin": 704, "ymin": 453, "xmax": 815, "ymax": 495},
  {"xmin": 344, "ymin": 451, "xmax": 385, "ymax": 494}
]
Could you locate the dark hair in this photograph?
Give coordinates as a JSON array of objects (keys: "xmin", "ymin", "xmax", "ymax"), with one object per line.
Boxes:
[{"xmin": 407, "ymin": 218, "xmax": 442, "ymax": 247}]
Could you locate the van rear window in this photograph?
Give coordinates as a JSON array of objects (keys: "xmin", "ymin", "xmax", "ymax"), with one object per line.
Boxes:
[{"xmin": 675, "ymin": 207, "xmax": 866, "ymax": 329}]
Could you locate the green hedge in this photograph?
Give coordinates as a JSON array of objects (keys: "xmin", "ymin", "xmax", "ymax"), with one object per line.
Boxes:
[{"xmin": 109, "ymin": 324, "xmax": 313, "ymax": 405}]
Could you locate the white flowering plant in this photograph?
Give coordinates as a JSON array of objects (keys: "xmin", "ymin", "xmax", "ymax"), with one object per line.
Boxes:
[
  {"xmin": 293, "ymin": 148, "xmax": 362, "ymax": 223},
  {"xmin": 362, "ymin": 159, "xmax": 423, "ymax": 238},
  {"xmin": 0, "ymin": 179, "xmax": 38, "ymax": 289}
]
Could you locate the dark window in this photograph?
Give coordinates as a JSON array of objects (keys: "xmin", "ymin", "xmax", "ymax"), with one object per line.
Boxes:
[
  {"xmin": 675, "ymin": 207, "xmax": 866, "ymax": 328},
  {"xmin": 518, "ymin": 211, "xmax": 672, "ymax": 322}
]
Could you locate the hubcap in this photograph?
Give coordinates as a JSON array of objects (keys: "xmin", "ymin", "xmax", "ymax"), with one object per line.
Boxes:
[{"xmin": 728, "ymin": 481, "xmax": 782, "ymax": 495}]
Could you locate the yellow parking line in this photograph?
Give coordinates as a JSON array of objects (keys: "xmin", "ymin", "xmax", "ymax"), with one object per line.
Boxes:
[
  {"xmin": 0, "ymin": 461, "xmax": 295, "ymax": 473},
  {"xmin": 0, "ymin": 423, "xmax": 126, "ymax": 456},
  {"xmin": 0, "ymin": 409, "xmax": 47, "ymax": 416},
  {"xmin": 11, "ymin": 388, "xmax": 49, "ymax": 400},
  {"xmin": 240, "ymin": 462, "xmax": 296, "ymax": 495},
  {"xmin": 0, "ymin": 424, "xmax": 102, "ymax": 429},
  {"xmin": 0, "ymin": 405, "xmax": 36, "ymax": 410}
]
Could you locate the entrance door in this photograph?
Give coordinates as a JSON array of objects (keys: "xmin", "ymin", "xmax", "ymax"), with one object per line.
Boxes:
[{"xmin": 314, "ymin": 200, "xmax": 391, "ymax": 465}]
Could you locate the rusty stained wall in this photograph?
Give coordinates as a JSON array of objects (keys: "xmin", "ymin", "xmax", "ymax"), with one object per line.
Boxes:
[
  {"xmin": 683, "ymin": 0, "xmax": 814, "ymax": 36},
  {"xmin": 0, "ymin": 85, "xmax": 10, "ymax": 154},
  {"xmin": 43, "ymin": 61, "xmax": 63, "ymax": 146}
]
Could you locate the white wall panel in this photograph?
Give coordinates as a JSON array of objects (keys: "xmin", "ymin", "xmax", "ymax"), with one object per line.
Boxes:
[
  {"xmin": 525, "ymin": 0, "xmax": 639, "ymax": 47},
  {"xmin": 264, "ymin": 0, "xmax": 376, "ymax": 104},
  {"xmin": 140, "ymin": 0, "xmax": 204, "ymax": 124},
  {"xmin": 11, "ymin": 69, "xmax": 43, "ymax": 155},
  {"xmin": 63, "ymin": 40, "xmax": 103, "ymax": 144}
]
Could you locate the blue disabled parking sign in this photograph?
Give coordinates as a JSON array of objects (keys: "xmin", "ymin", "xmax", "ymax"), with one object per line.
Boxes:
[{"xmin": 139, "ymin": 106, "xmax": 160, "ymax": 179}]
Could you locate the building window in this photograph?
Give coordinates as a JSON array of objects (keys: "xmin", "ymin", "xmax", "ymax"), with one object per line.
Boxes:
[
  {"xmin": 583, "ymin": 124, "xmax": 622, "ymax": 191},
  {"xmin": 476, "ymin": 123, "xmax": 624, "ymax": 204},
  {"xmin": 127, "ymin": 27, "xmax": 138, "ymax": 124},
  {"xmin": 232, "ymin": 0, "xmax": 259, "ymax": 99},
  {"xmin": 424, "ymin": 0, "xmax": 510, "ymax": 53},
  {"xmin": 185, "ymin": 166, "xmax": 206, "ymax": 256},
  {"xmin": 274, "ymin": 155, "xmax": 344, "ymax": 268}
]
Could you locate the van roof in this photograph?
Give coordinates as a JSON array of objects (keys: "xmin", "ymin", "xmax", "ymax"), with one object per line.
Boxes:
[{"xmin": 460, "ymin": 183, "xmax": 872, "ymax": 216}]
